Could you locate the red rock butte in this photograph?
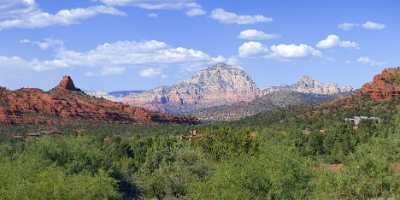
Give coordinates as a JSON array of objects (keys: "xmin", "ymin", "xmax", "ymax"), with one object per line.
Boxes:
[
  {"xmin": 360, "ymin": 67, "xmax": 400, "ymax": 101},
  {"xmin": 54, "ymin": 75, "xmax": 81, "ymax": 91},
  {"xmin": 0, "ymin": 76, "xmax": 199, "ymax": 125}
]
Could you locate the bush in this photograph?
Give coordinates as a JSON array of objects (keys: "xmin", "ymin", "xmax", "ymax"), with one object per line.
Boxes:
[{"xmin": 188, "ymin": 144, "xmax": 314, "ymax": 200}]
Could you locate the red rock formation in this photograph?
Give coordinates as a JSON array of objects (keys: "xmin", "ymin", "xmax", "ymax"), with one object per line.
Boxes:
[
  {"xmin": 0, "ymin": 76, "xmax": 198, "ymax": 125},
  {"xmin": 360, "ymin": 67, "xmax": 400, "ymax": 101},
  {"xmin": 53, "ymin": 75, "xmax": 81, "ymax": 92}
]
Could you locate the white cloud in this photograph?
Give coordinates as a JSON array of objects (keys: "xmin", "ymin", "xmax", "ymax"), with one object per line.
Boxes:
[
  {"xmin": 147, "ymin": 13, "xmax": 158, "ymax": 18},
  {"xmin": 0, "ymin": 39, "xmax": 223, "ymax": 76},
  {"xmin": 270, "ymin": 44, "xmax": 321, "ymax": 59},
  {"xmin": 186, "ymin": 8, "xmax": 206, "ymax": 16},
  {"xmin": 238, "ymin": 29, "xmax": 279, "ymax": 40},
  {"xmin": 316, "ymin": 34, "xmax": 340, "ymax": 49},
  {"xmin": 238, "ymin": 42, "xmax": 268, "ymax": 57},
  {"xmin": 357, "ymin": 56, "xmax": 384, "ymax": 66},
  {"xmin": 211, "ymin": 8, "xmax": 272, "ymax": 25},
  {"xmin": 0, "ymin": 56, "xmax": 31, "ymax": 69},
  {"xmin": 139, "ymin": 67, "xmax": 163, "ymax": 77},
  {"xmin": 99, "ymin": 0, "xmax": 205, "ymax": 17},
  {"xmin": 99, "ymin": 0, "xmax": 199, "ymax": 10},
  {"xmin": 338, "ymin": 23, "xmax": 359, "ymax": 31},
  {"xmin": 338, "ymin": 21, "xmax": 386, "ymax": 31},
  {"xmin": 0, "ymin": 1, "xmax": 125, "ymax": 30},
  {"xmin": 316, "ymin": 34, "xmax": 359, "ymax": 49},
  {"xmin": 362, "ymin": 21, "xmax": 386, "ymax": 30},
  {"xmin": 339, "ymin": 41, "xmax": 359, "ymax": 49},
  {"xmin": 20, "ymin": 38, "xmax": 64, "ymax": 50}
]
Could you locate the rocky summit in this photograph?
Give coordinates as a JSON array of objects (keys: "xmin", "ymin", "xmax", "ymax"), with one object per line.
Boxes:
[
  {"xmin": 0, "ymin": 76, "xmax": 198, "ymax": 125},
  {"xmin": 54, "ymin": 75, "xmax": 81, "ymax": 92},
  {"xmin": 121, "ymin": 63, "xmax": 260, "ymax": 113},
  {"xmin": 263, "ymin": 75, "xmax": 353, "ymax": 95}
]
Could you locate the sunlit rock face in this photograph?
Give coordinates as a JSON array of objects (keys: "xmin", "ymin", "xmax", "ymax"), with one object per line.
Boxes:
[
  {"xmin": 360, "ymin": 67, "xmax": 400, "ymax": 101},
  {"xmin": 121, "ymin": 63, "xmax": 261, "ymax": 113}
]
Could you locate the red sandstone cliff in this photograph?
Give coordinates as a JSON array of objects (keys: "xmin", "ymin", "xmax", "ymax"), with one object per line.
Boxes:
[{"xmin": 359, "ymin": 67, "xmax": 400, "ymax": 101}]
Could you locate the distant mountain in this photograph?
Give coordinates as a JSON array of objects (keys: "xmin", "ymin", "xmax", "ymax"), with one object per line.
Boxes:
[
  {"xmin": 109, "ymin": 90, "xmax": 144, "ymax": 97},
  {"xmin": 121, "ymin": 63, "xmax": 260, "ymax": 114},
  {"xmin": 87, "ymin": 63, "xmax": 352, "ymax": 117},
  {"xmin": 241, "ymin": 67, "xmax": 400, "ymax": 126},
  {"xmin": 193, "ymin": 90, "xmax": 345, "ymax": 121},
  {"xmin": 85, "ymin": 90, "xmax": 144, "ymax": 101},
  {"xmin": 263, "ymin": 75, "xmax": 352, "ymax": 95},
  {"xmin": 0, "ymin": 76, "xmax": 198, "ymax": 125}
]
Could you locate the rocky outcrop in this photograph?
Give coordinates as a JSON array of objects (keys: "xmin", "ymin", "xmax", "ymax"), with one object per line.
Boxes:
[
  {"xmin": 360, "ymin": 67, "xmax": 400, "ymax": 101},
  {"xmin": 0, "ymin": 76, "xmax": 198, "ymax": 125},
  {"xmin": 263, "ymin": 76, "xmax": 352, "ymax": 95},
  {"xmin": 53, "ymin": 75, "xmax": 81, "ymax": 92},
  {"xmin": 121, "ymin": 63, "xmax": 260, "ymax": 113}
]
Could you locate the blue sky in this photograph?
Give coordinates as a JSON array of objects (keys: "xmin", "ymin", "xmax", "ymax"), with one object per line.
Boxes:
[{"xmin": 0, "ymin": 0, "xmax": 399, "ymax": 91}]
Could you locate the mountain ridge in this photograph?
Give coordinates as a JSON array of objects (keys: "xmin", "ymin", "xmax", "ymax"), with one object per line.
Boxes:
[
  {"xmin": 95, "ymin": 63, "xmax": 352, "ymax": 115},
  {"xmin": 120, "ymin": 63, "xmax": 260, "ymax": 113}
]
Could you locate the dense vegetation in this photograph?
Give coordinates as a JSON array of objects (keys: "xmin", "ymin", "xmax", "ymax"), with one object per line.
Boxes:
[{"xmin": 2, "ymin": 94, "xmax": 400, "ymax": 199}]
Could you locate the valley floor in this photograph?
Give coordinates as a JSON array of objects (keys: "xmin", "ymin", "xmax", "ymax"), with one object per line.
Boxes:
[{"xmin": 2, "ymin": 95, "xmax": 400, "ymax": 200}]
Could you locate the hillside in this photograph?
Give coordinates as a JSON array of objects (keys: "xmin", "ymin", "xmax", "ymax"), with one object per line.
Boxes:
[
  {"xmin": 237, "ymin": 67, "xmax": 400, "ymax": 128},
  {"xmin": 193, "ymin": 90, "xmax": 343, "ymax": 121},
  {"xmin": 0, "ymin": 76, "xmax": 198, "ymax": 125}
]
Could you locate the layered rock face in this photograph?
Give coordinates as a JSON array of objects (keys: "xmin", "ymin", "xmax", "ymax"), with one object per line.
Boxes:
[
  {"xmin": 360, "ymin": 67, "xmax": 400, "ymax": 101},
  {"xmin": 122, "ymin": 63, "xmax": 260, "ymax": 113},
  {"xmin": 0, "ymin": 76, "xmax": 198, "ymax": 125},
  {"xmin": 263, "ymin": 76, "xmax": 353, "ymax": 95}
]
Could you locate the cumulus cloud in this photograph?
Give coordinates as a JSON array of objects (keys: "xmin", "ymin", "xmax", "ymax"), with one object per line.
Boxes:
[
  {"xmin": 99, "ymin": 0, "xmax": 205, "ymax": 17},
  {"xmin": 0, "ymin": 39, "xmax": 224, "ymax": 76},
  {"xmin": 238, "ymin": 29, "xmax": 279, "ymax": 40},
  {"xmin": 0, "ymin": 56, "xmax": 31, "ymax": 69},
  {"xmin": 211, "ymin": 8, "xmax": 272, "ymax": 25},
  {"xmin": 0, "ymin": 0, "xmax": 125, "ymax": 30},
  {"xmin": 238, "ymin": 42, "xmax": 321, "ymax": 59},
  {"xmin": 316, "ymin": 35, "xmax": 340, "ymax": 49},
  {"xmin": 238, "ymin": 42, "xmax": 268, "ymax": 57},
  {"xmin": 99, "ymin": 0, "xmax": 199, "ymax": 9},
  {"xmin": 20, "ymin": 38, "xmax": 64, "ymax": 50},
  {"xmin": 362, "ymin": 21, "xmax": 386, "ymax": 30},
  {"xmin": 338, "ymin": 21, "xmax": 386, "ymax": 31},
  {"xmin": 270, "ymin": 44, "xmax": 321, "ymax": 59},
  {"xmin": 316, "ymin": 34, "xmax": 359, "ymax": 49},
  {"xmin": 357, "ymin": 56, "xmax": 384, "ymax": 66}
]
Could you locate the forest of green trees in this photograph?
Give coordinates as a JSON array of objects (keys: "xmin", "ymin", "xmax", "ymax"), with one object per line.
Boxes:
[{"xmin": 2, "ymin": 98, "xmax": 400, "ymax": 199}]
